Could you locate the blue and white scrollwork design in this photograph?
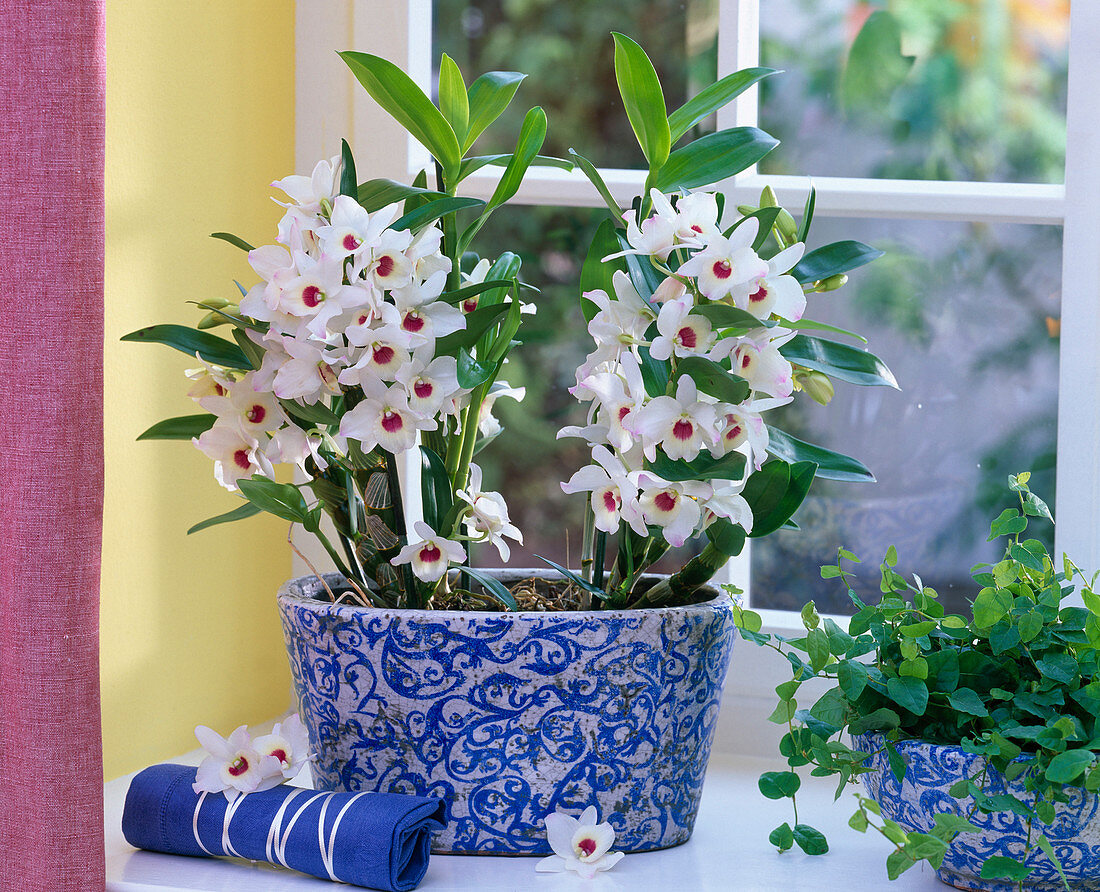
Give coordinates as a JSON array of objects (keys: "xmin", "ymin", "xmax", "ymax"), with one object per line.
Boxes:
[{"xmin": 278, "ymin": 573, "xmax": 737, "ymax": 854}]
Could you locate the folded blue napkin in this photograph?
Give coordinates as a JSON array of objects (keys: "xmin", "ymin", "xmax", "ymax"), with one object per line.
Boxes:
[{"xmin": 121, "ymin": 764, "xmax": 446, "ymax": 891}]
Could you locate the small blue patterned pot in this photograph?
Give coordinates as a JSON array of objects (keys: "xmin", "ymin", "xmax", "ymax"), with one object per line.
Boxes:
[
  {"xmin": 277, "ymin": 571, "xmax": 737, "ymax": 854},
  {"xmin": 857, "ymin": 733, "xmax": 1100, "ymax": 891}
]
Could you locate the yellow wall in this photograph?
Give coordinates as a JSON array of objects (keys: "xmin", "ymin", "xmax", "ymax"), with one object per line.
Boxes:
[{"xmin": 103, "ymin": 2, "xmax": 296, "ymax": 778}]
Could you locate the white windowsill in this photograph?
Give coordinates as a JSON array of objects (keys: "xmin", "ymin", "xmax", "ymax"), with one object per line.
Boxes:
[{"xmin": 105, "ymin": 749, "xmax": 946, "ymax": 891}]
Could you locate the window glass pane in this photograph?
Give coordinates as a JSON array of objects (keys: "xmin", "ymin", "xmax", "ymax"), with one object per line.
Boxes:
[
  {"xmin": 433, "ymin": 1, "xmax": 719, "ymax": 169},
  {"xmin": 759, "ymin": 1, "xmax": 1069, "ymax": 183},
  {"xmin": 752, "ymin": 220, "xmax": 1062, "ymax": 615}
]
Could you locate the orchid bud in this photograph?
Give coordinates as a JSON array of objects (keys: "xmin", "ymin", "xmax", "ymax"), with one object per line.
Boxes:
[
  {"xmin": 203, "ymin": 296, "xmax": 231, "ymax": 309},
  {"xmin": 197, "ymin": 312, "xmax": 226, "ymax": 330},
  {"xmin": 819, "ymin": 274, "xmax": 848, "ymax": 292},
  {"xmin": 319, "ymin": 196, "xmax": 333, "ymax": 218},
  {"xmin": 795, "ymin": 370, "xmax": 835, "ymax": 406},
  {"xmin": 760, "ymin": 185, "xmax": 779, "ymax": 208},
  {"xmin": 736, "ymin": 204, "xmax": 758, "ymax": 217}
]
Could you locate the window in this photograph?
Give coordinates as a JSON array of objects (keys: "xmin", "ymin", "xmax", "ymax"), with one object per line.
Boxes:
[{"xmin": 295, "ymin": 0, "xmax": 1099, "ymax": 627}]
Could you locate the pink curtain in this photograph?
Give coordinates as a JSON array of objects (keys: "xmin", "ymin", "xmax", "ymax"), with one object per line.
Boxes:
[{"xmin": 0, "ymin": 1, "xmax": 107, "ymax": 890}]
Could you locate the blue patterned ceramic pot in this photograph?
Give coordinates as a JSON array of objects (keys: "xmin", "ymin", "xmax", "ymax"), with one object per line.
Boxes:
[
  {"xmin": 277, "ymin": 571, "xmax": 737, "ymax": 854},
  {"xmin": 857, "ymin": 733, "xmax": 1100, "ymax": 891}
]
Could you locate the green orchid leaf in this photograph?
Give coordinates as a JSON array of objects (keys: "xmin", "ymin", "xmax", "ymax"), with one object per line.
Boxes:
[
  {"xmin": 534, "ymin": 555, "xmax": 607, "ymax": 600},
  {"xmin": 750, "ymin": 460, "xmax": 817, "ymax": 538},
  {"xmin": 646, "ymin": 450, "xmax": 746, "ymax": 483},
  {"xmin": 655, "ymin": 127, "xmax": 778, "ymax": 192},
  {"xmin": 186, "ymin": 501, "xmax": 263, "ymax": 535},
  {"xmin": 580, "ymin": 219, "xmax": 627, "ymax": 321},
  {"xmin": 568, "ymin": 148, "xmax": 623, "ymax": 222},
  {"xmin": 237, "ymin": 477, "xmax": 309, "ymax": 524},
  {"xmin": 280, "ymin": 398, "xmax": 340, "ymax": 427},
  {"xmin": 455, "ymin": 565, "xmax": 519, "ymax": 611},
  {"xmin": 766, "ymin": 427, "xmax": 874, "ymax": 482},
  {"xmin": 391, "ymin": 196, "xmax": 485, "ymax": 233},
  {"xmin": 796, "ymin": 185, "xmax": 816, "ymax": 244},
  {"xmin": 774, "ymin": 316, "xmax": 867, "ymax": 343},
  {"xmin": 675, "ymin": 356, "xmax": 752, "ymax": 404},
  {"xmin": 475, "ymin": 253, "xmax": 523, "ymax": 310},
  {"xmin": 435, "ymin": 303, "xmax": 511, "ymax": 357},
  {"xmin": 668, "ymin": 67, "xmax": 778, "ymax": 142},
  {"xmin": 420, "ymin": 445, "xmax": 453, "ymax": 533},
  {"xmin": 357, "ymin": 178, "xmax": 447, "ymax": 214},
  {"xmin": 458, "ymin": 152, "xmax": 573, "ymax": 180},
  {"xmin": 457, "ymin": 347, "xmax": 496, "ymax": 389},
  {"xmin": 121, "ymin": 324, "xmax": 252, "ymax": 370},
  {"xmin": 706, "ymin": 519, "xmax": 747, "ymax": 557},
  {"xmin": 695, "ymin": 303, "xmax": 773, "ymax": 332},
  {"xmin": 210, "ymin": 231, "xmax": 254, "ymax": 252},
  {"xmin": 459, "ymin": 106, "xmax": 547, "ymax": 252},
  {"xmin": 463, "ymin": 70, "xmax": 526, "ymax": 153},
  {"xmin": 338, "ymin": 138, "xmax": 357, "ymax": 199},
  {"xmin": 637, "ymin": 343, "xmax": 669, "ymax": 397},
  {"xmin": 792, "ymin": 240, "xmax": 883, "ymax": 284},
  {"xmin": 440, "ymin": 278, "xmax": 517, "ymax": 308},
  {"xmin": 742, "ymin": 460, "xmax": 790, "ymax": 526},
  {"xmin": 780, "ymin": 334, "xmax": 898, "ymax": 388},
  {"xmin": 438, "ymin": 53, "xmax": 469, "ymax": 144},
  {"xmin": 339, "ymin": 50, "xmax": 462, "ymax": 175},
  {"xmin": 611, "ymin": 32, "xmax": 671, "ymax": 172},
  {"xmin": 137, "ymin": 413, "xmax": 216, "ymax": 441}
]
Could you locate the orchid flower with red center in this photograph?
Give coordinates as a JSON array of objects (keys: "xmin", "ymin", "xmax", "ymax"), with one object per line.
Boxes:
[
  {"xmin": 648, "ymin": 294, "xmax": 717, "ymax": 361},
  {"xmin": 560, "ymin": 446, "xmax": 646, "ymax": 536},
  {"xmin": 338, "ymin": 378, "xmax": 437, "ymax": 453},
  {"xmin": 315, "ymin": 194, "xmax": 392, "ymax": 261},
  {"xmin": 456, "ymin": 464, "xmax": 524, "ymax": 561},
  {"xmin": 193, "ymin": 724, "xmax": 284, "ymax": 801},
  {"xmin": 677, "ymin": 220, "xmax": 769, "ymax": 301},
  {"xmin": 734, "ymin": 241, "xmax": 808, "ymax": 321},
  {"xmin": 536, "ymin": 806, "xmax": 624, "ymax": 879},
  {"xmin": 192, "ymin": 423, "xmax": 274, "ymax": 492},
  {"xmin": 636, "ymin": 475, "xmax": 710, "ymax": 548},
  {"xmin": 252, "ymin": 714, "xmax": 312, "ymax": 781},
  {"xmin": 631, "ymin": 375, "xmax": 718, "ymax": 463},
  {"xmin": 392, "ymin": 521, "xmax": 466, "ymax": 582},
  {"xmin": 395, "ymin": 356, "xmax": 461, "ymax": 417}
]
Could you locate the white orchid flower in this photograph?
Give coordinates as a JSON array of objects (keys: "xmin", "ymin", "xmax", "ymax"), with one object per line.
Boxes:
[
  {"xmin": 733, "ymin": 242, "xmax": 808, "ymax": 321},
  {"xmin": 616, "ymin": 197, "xmax": 677, "ymax": 260},
  {"xmin": 703, "ymin": 479, "xmax": 754, "ymax": 533},
  {"xmin": 572, "ymin": 352, "xmax": 647, "ymax": 453},
  {"xmin": 356, "ymin": 228, "xmax": 414, "ymax": 293},
  {"xmin": 636, "ymin": 474, "xmax": 711, "ymax": 548},
  {"xmin": 203, "ymin": 372, "xmax": 285, "ymax": 434},
  {"xmin": 252, "ymin": 714, "xmax": 313, "ymax": 781},
  {"xmin": 631, "ymin": 375, "xmax": 718, "ymax": 463},
  {"xmin": 585, "ymin": 270, "xmax": 656, "ymax": 355},
  {"xmin": 193, "ymin": 422, "xmax": 274, "ymax": 492},
  {"xmin": 726, "ymin": 332, "xmax": 795, "ymax": 399},
  {"xmin": 270, "ymin": 154, "xmax": 339, "ymax": 215},
  {"xmin": 395, "ymin": 356, "xmax": 461, "ymax": 417},
  {"xmin": 678, "ymin": 222, "xmax": 769, "ymax": 301},
  {"xmin": 392, "ymin": 521, "xmax": 466, "ymax": 583},
  {"xmin": 648, "ymin": 294, "xmax": 717, "ymax": 361},
  {"xmin": 185, "ymin": 356, "xmax": 234, "ymax": 407},
  {"xmin": 457, "ymin": 464, "xmax": 524, "ymax": 561},
  {"xmin": 561, "ymin": 446, "xmax": 646, "ymax": 536},
  {"xmin": 458, "ymin": 257, "xmax": 492, "ymax": 314},
  {"xmin": 193, "ymin": 724, "xmax": 283, "ymax": 802},
  {"xmin": 710, "ymin": 395, "xmax": 792, "ymax": 470},
  {"xmin": 315, "ymin": 194, "xmax": 392, "ymax": 260},
  {"xmin": 406, "ymin": 225, "xmax": 451, "ymax": 281},
  {"xmin": 671, "ymin": 190, "xmax": 720, "ymax": 243},
  {"xmin": 269, "ymin": 336, "xmax": 343, "ymax": 403},
  {"xmin": 339, "ymin": 325, "xmax": 416, "ymax": 384},
  {"xmin": 338, "ymin": 378, "xmax": 437, "ymax": 454},
  {"xmin": 477, "ymin": 382, "xmax": 525, "ymax": 437},
  {"xmin": 536, "ymin": 806, "xmax": 625, "ymax": 879}
]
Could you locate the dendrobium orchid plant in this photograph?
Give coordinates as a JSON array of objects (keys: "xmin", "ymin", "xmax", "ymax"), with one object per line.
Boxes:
[
  {"xmin": 554, "ymin": 34, "xmax": 897, "ymax": 608},
  {"xmin": 130, "ymin": 35, "xmax": 897, "ymax": 612},
  {"xmin": 128, "ymin": 51, "xmax": 562, "ymax": 609}
]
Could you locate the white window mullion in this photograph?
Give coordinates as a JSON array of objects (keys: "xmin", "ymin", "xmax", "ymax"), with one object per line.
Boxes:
[{"xmin": 1055, "ymin": 1, "xmax": 1100, "ymax": 576}]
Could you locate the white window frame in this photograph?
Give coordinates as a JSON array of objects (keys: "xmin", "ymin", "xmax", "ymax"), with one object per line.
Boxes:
[{"xmin": 294, "ymin": 1, "xmax": 1100, "ymax": 634}]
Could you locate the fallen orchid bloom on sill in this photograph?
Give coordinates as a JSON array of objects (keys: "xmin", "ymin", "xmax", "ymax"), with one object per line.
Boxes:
[
  {"xmin": 192, "ymin": 716, "xmax": 313, "ymax": 800},
  {"xmin": 536, "ymin": 806, "xmax": 625, "ymax": 879}
]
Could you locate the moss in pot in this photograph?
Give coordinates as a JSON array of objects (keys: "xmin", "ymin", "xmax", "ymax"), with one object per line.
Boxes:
[{"xmin": 734, "ymin": 473, "xmax": 1100, "ymax": 891}]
